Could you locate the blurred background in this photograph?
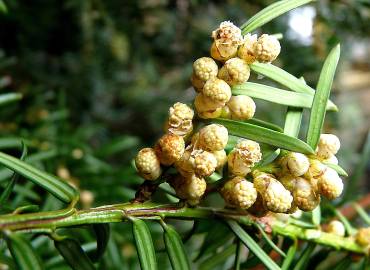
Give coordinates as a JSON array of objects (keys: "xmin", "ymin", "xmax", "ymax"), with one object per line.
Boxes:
[{"xmin": 0, "ymin": 0, "xmax": 369, "ymax": 269}]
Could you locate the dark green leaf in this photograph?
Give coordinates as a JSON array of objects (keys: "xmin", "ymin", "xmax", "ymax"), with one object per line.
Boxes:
[
  {"xmin": 132, "ymin": 218, "xmax": 158, "ymax": 270},
  {"xmin": 227, "ymin": 220, "xmax": 281, "ymax": 270},
  {"xmin": 240, "ymin": 0, "xmax": 314, "ymax": 34},
  {"xmin": 195, "ymin": 221, "xmax": 233, "ymax": 261},
  {"xmin": 255, "ymin": 223, "xmax": 286, "ymax": 257},
  {"xmin": 0, "ymin": 151, "xmax": 78, "ymax": 203},
  {"xmin": 233, "ymin": 82, "xmax": 330, "ymax": 109},
  {"xmin": 281, "ymin": 240, "xmax": 297, "ymax": 270},
  {"xmin": 162, "ymin": 223, "xmax": 191, "ymax": 270},
  {"xmin": 199, "ymin": 245, "xmax": 236, "ymax": 270},
  {"xmin": 240, "ymin": 242, "xmax": 272, "ymax": 269},
  {"xmin": 256, "ymin": 148, "xmax": 280, "ymax": 167},
  {"xmin": 322, "ymin": 162, "xmax": 348, "ymax": 177},
  {"xmin": 234, "ymin": 240, "xmax": 242, "ymax": 270},
  {"xmin": 250, "ymin": 62, "xmax": 337, "ymax": 111},
  {"xmin": 6, "ymin": 233, "xmax": 43, "ymax": 270},
  {"xmin": 212, "ymin": 118, "xmax": 314, "ymax": 154},
  {"xmin": 54, "ymin": 238, "xmax": 95, "ymax": 270},
  {"xmin": 91, "ymin": 224, "xmax": 110, "ymax": 262},
  {"xmin": 0, "ymin": 142, "xmax": 28, "ymax": 207},
  {"xmin": 312, "ymin": 206, "xmax": 321, "ymax": 226},
  {"xmin": 292, "ymin": 243, "xmax": 315, "ymax": 270},
  {"xmin": 284, "ymin": 108, "xmax": 303, "ymax": 138},
  {"xmin": 246, "ymin": 118, "xmax": 283, "ymax": 132},
  {"xmin": 283, "ymin": 77, "xmax": 305, "ymax": 138},
  {"xmin": 306, "ymin": 45, "xmax": 340, "ymax": 149}
]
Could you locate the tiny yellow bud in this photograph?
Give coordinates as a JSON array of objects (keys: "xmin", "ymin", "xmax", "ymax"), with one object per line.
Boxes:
[
  {"xmin": 218, "ymin": 57, "xmax": 250, "ymax": 86},
  {"xmin": 194, "ymin": 93, "xmax": 223, "ymax": 119},
  {"xmin": 304, "ymin": 159, "xmax": 327, "ymax": 180},
  {"xmin": 254, "ymin": 34, "xmax": 281, "ymax": 63},
  {"xmin": 174, "ymin": 149, "xmax": 194, "ymax": 177},
  {"xmin": 238, "ymin": 34, "xmax": 258, "ymax": 64},
  {"xmin": 254, "ymin": 173, "xmax": 293, "ymax": 213},
  {"xmin": 211, "ymin": 21, "xmax": 243, "ymax": 61},
  {"xmin": 193, "ymin": 150, "xmax": 218, "ymax": 177},
  {"xmin": 175, "ymin": 149, "xmax": 217, "ymax": 178},
  {"xmin": 202, "ymin": 78, "xmax": 232, "ymax": 107},
  {"xmin": 198, "ymin": 124, "xmax": 228, "ymax": 151},
  {"xmin": 210, "ymin": 41, "xmax": 237, "ymax": 62},
  {"xmin": 167, "ymin": 102, "xmax": 194, "ymax": 137},
  {"xmin": 317, "ymin": 168, "xmax": 343, "ymax": 200},
  {"xmin": 155, "ymin": 134, "xmax": 185, "ymax": 166},
  {"xmin": 193, "ymin": 57, "xmax": 218, "ymax": 82},
  {"xmin": 326, "ymin": 220, "xmax": 345, "ymax": 237},
  {"xmin": 293, "ymin": 177, "xmax": 320, "ymax": 211},
  {"xmin": 135, "ymin": 148, "xmax": 162, "ymax": 180},
  {"xmin": 228, "ymin": 139, "xmax": 262, "ymax": 176},
  {"xmin": 281, "ymin": 152, "xmax": 310, "ymax": 177},
  {"xmin": 221, "ymin": 176, "xmax": 257, "ymax": 209},
  {"xmin": 316, "ymin": 134, "xmax": 341, "ymax": 159},
  {"xmin": 171, "ymin": 174, "xmax": 207, "ymax": 205},
  {"xmin": 227, "ymin": 95, "xmax": 256, "ymax": 120},
  {"xmin": 212, "ymin": 149, "xmax": 227, "ymax": 169}
]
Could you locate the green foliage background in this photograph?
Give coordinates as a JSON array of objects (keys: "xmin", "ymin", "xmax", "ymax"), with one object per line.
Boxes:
[{"xmin": 0, "ymin": 0, "xmax": 369, "ymax": 269}]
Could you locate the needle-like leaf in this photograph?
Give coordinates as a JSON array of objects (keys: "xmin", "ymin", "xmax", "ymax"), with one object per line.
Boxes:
[
  {"xmin": 233, "ymin": 82, "xmax": 331, "ymax": 109},
  {"xmin": 281, "ymin": 240, "xmax": 297, "ymax": 270},
  {"xmin": 322, "ymin": 162, "xmax": 348, "ymax": 177},
  {"xmin": 284, "ymin": 107, "xmax": 303, "ymax": 138},
  {"xmin": 255, "ymin": 223, "xmax": 286, "ymax": 257},
  {"xmin": 227, "ymin": 220, "xmax": 281, "ymax": 270},
  {"xmin": 55, "ymin": 238, "xmax": 96, "ymax": 270},
  {"xmin": 246, "ymin": 118, "xmax": 283, "ymax": 132},
  {"xmin": 0, "ymin": 142, "xmax": 28, "ymax": 208},
  {"xmin": 162, "ymin": 223, "xmax": 191, "ymax": 270},
  {"xmin": 306, "ymin": 45, "xmax": 340, "ymax": 149},
  {"xmin": 212, "ymin": 118, "xmax": 314, "ymax": 154},
  {"xmin": 6, "ymin": 233, "xmax": 43, "ymax": 270},
  {"xmin": 292, "ymin": 243, "xmax": 315, "ymax": 270},
  {"xmin": 132, "ymin": 218, "xmax": 158, "ymax": 270},
  {"xmin": 250, "ymin": 62, "xmax": 337, "ymax": 111},
  {"xmin": 91, "ymin": 224, "xmax": 110, "ymax": 262},
  {"xmin": 195, "ymin": 221, "xmax": 233, "ymax": 261},
  {"xmin": 0, "ymin": 151, "xmax": 78, "ymax": 203},
  {"xmin": 199, "ymin": 245, "xmax": 237, "ymax": 270},
  {"xmin": 240, "ymin": 0, "xmax": 314, "ymax": 34}
]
